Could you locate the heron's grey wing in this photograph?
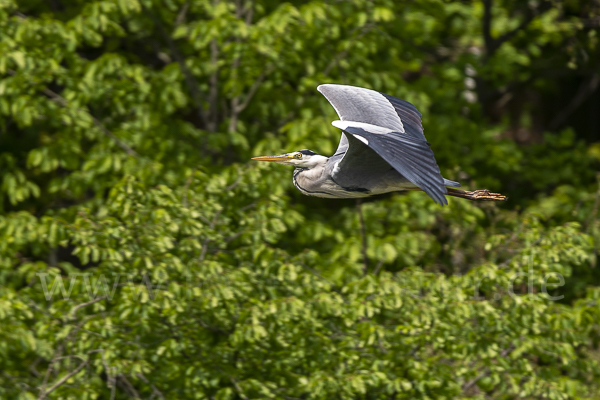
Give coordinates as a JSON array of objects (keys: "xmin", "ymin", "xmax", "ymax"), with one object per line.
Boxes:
[
  {"xmin": 332, "ymin": 131, "xmax": 349, "ymax": 157},
  {"xmin": 327, "ymin": 132, "xmax": 394, "ymax": 190},
  {"xmin": 332, "ymin": 121, "xmax": 447, "ymax": 205},
  {"xmin": 379, "ymin": 92, "xmax": 426, "ymax": 141},
  {"xmin": 319, "ymin": 84, "xmax": 427, "ymax": 142}
]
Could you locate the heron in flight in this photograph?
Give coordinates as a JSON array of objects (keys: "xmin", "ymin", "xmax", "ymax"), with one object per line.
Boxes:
[{"xmin": 252, "ymin": 84, "xmax": 506, "ymax": 205}]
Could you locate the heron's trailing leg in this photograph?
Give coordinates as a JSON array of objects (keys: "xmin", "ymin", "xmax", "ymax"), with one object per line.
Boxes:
[{"xmin": 446, "ymin": 188, "xmax": 508, "ymax": 202}]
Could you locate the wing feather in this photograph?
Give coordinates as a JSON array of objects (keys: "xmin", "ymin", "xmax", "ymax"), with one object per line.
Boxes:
[
  {"xmin": 332, "ymin": 120, "xmax": 447, "ymax": 205},
  {"xmin": 319, "ymin": 84, "xmax": 449, "ymax": 204},
  {"xmin": 380, "ymin": 93, "xmax": 426, "ymax": 141},
  {"xmin": 318, "ymin": 84, "xmax": 404, "ymax": 131},
  {"xmin": 318, "ymin": 84, "xmax": 427, "ymax": 143}
]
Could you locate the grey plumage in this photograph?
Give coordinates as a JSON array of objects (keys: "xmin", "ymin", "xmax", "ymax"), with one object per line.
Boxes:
[
  {"xmin": 317, "ymin": 84, "xmax": 406, "ymax": 133},
  {"xmin": 252, "ymin": 84, "xmax": 507, "ymax": 205}
]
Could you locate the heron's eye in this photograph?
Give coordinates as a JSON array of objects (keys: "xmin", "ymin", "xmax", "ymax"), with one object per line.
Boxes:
[{"xmin": 294, "ymin": 153, "xmax": 302, "ymax": 159}]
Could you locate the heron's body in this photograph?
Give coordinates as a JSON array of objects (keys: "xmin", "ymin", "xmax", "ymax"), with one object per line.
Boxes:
[
  {"xmin": 253, "ymin": 84, "xmax": 507, "ymax": 205},
  {"xmin": 292, "ymin": 155, "xmax": 416, "ymax": 199}
]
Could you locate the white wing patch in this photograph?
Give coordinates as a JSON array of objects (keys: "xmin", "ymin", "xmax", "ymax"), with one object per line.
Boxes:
[
  {"xmin": 331, "ymin": 120, "xmax": 394, "ymax": 135},
  {"xmin": 353, "ymin": 134, "xmax": 369, "ymax": 145},
  {"xmin": 332, "ymin": 160, "xmax": 341, "ymax": 176}
]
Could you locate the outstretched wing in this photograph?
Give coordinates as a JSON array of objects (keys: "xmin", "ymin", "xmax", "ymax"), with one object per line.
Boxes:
[
  {"xmin": 331, "ymin": 121, "xmax": 448, "ymax": 205},
  {"xmin": 318, "ymin": 84, "xmax": 450, "ymax": 204},
  {"xmin": 327, "ymin": 131, "xmax": 396, "ymax": 191},
  {"xmin": 318, "ymin": 84, "xmax": 427, "ymax": 142}
]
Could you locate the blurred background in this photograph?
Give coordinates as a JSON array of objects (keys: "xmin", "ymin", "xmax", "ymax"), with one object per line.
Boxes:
[{"xmin": 1, "ymin": 0, "xmax": 600, "ymax": 399}]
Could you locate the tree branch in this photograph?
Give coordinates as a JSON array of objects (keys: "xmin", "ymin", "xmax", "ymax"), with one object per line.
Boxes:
[
  {"xmin": 323, "ymin": 25, "xmax": 373, "ymax": 76},
  {"xmin": 482, "ymin": 1, "xmax": 552, "ymax": 60},
  {"xmin": 6, "ymin": 69, "xmax": 139, "ymax": 157},
  {"xmin": 98, "ymin": 350, "xmax": 116, "ymax": 400},
  {"xmin": 482, "ymin": 0, "xmax": 493, "ymax": 56},
  {"xmin": 208, "ymin": 38, "xmax": 219, "ymax": 132},
  {"xmin": 175, "ymin": 1, "xmax": 189, "ymax": 25},
  {"xmin": 208, "ymin": 0, "xmax": 222, "ymax": 132},
  {"xmin": 136, "ymin": 372, "xmax": 165, "ymax": 399},
  {"xmin": 145, "ymin": 7, "xmax": 209, "ymax": 127},
  {"xmin": 69, "ymin": 296, "xmax": 107, "ymax": 320},
  {"xmin": 230, "ymin": 376, "xmax": 249, "ymax": 400},
  {"xmin": 462, "ymin": 345, "xmax": 514, "ymax": 392},
  {"xmin": 7, "ymin": 13, "xmax": 138, "ymax": 156},
  {"xmin": 373, "ymin": 259, "xmax": 384, "ymax": 275},
  {"xmin": 38, "ymin": 358, "xmax": 87, "ymax": 400},
  {"xmin": 200, "ymin": 209, "xmax": 223, "ymax": 261},
  {"xmin": 462, "ymin": 369, "xmax": 488, "ymax": 393},
  {"xmin": 117, "ymin": 374, "xmax": 140, "ymax": 398},
  {"xmin": 356, "ymin": 199, "xmax": 369, "ymax": 274},
  {"xmin": 233, "ymin": 66, "xmax": 273, "ymax": 115},
  {"xmin": 228, "ymin": 0, "xmax": 260, "ymax": 133}
]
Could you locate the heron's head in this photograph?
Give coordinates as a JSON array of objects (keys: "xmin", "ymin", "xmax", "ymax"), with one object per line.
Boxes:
[{"xmin": 252, "ymin": 150, "xmax": 327, "ymax": 169}]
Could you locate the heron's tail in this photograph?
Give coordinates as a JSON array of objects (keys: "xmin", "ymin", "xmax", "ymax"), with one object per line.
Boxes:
[{"xmin": 446, "ymin": 188, "xmax": 508, "ymax": 202}]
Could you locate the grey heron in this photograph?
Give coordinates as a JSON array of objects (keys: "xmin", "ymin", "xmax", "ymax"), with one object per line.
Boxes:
[{"xmin": 252, "ymin": 84, "xmax": 507, "ymax": 205}]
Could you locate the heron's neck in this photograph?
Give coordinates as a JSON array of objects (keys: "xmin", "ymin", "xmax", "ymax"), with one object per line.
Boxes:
[{"xmin": 293, "ymin": 163, "xmax": 327, "ymax": 195}]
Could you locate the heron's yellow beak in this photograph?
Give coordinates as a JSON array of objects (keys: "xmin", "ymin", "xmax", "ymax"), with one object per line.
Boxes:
[{"xmin": 251, "ymin": 154, "xmax": 294, "ymax": 163}]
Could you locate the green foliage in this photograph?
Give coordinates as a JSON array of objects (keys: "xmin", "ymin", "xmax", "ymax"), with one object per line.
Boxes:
[{"xmin": 1, "ymin": 0, "xmax": 600, "ymax": 399}]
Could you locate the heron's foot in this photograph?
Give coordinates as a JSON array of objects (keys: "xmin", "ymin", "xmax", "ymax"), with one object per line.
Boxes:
[
  {"xmin": 466, "ymin": 189, "xmax": 508, "ymax": 201},
  {"xmin": 446, "ymin": 188, "xmax": 508, "ymax": 201}
]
